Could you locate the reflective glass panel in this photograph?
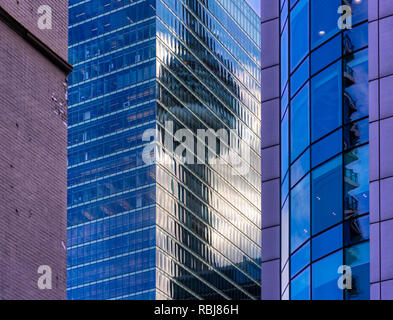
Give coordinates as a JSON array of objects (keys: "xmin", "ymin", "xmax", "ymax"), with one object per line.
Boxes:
[
  {"xmin": 344, "ymin": 145, "xmax": 369, "ymax": 219},
  {"xmin": 312, "ymin": 250, "xmax": 343, "ymax": 300},
  {"xmin": 312, "ymin": 224, "xmax": 343, "ymax": 261},
  {"xmin": 291, "ymin": 84, "xmax": 310, "ymax": 162},
  {"xmin": 311, "ymin": 61, "xmax": 342, "ymax": 142},
  {"xmin": 291, "ymin": 267, "xmax": 310, "ymax": 300},
  {"xmin": 345, "ymin": 242, "xmax": 370, "ymax": 300},
  {"xmin": 291, "ymin": 175, "xmax": 310, "ymax": 252},
  {"xmin": 290, "ymin": 0, "xmax": 309, "ymax": 71},
  {"xmin": 312, "ymin": 156, "xmax": 343, "ymax": 235},
  {"xmin": 311, "ymin": 0, "xmax": 341, "ymax": 49}
]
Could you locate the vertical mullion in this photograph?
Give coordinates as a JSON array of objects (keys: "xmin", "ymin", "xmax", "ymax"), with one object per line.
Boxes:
[{"xmin": 308, "ymin": 0, "xmax": 312, "ymax": 301}]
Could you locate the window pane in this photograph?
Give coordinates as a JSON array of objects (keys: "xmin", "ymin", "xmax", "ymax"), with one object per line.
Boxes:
[
  {"xmin": 291, "ymin": 267, "xmax": 310, "ymax": 300},
  {"xmin": 344, "ymin": 49, "xmax": 368, "ymax": 123},
  {"xmin": 352, "ymin": 0, "xmax": 368, "ymax": 25},
  {"xmin": 345, "ymin": 242, "xmax": 370, "ymax": 300},
  {"xmin": 282, "ymin": 84, "xmax": 289, "ymax": 116},
  {"xmin": 311, "ymin": 35, "xmax": 341, "ymax": 75},
  {"xmin": 344, "ymin": 145, "xmax": 369, "ymax": 219},
  {"xmin": 282, "ymin": 173, "xmax": 289, "ymax": 206},
  {"xmin": 312, "ymin": 156, "xmax": 343, "ymax": 235},
  {"xmin": 291, "ymin": 175, "xmax": 310, "ymax": 252},
  {"xmin": 282, "ymin": 261, "xmax": 289, "ymax": 294},
  {"xmin": 282, "ymin": 110, "xmax": 289, "ymax": 179},
  {"xmin": 291, "ymin": 241, "xmax": 310, "ymax": 277},
  {"xmin": 291, "ymin": 84, "xmax": 310, "ymax": 162},
  {"xmin": 291, "ymin": 57, "xmax": 309, "ymax": 97},
  {"xmin": 291, "ymin": 148, "xmax": 310, "ymax": 188},
  {"xmin": 311, "ymin": 61, "xmax": 342, "ymax": 142},
  {"xmin": 311, "ymin": 0, "xmax": 341, "ymax": 49},
  {"xmin": 344, "ymin": 118, "xmax": 369, "ymax": 150},
  {"xmin": 312, "ymin": 224, "xmax": 343, "ymax": 261},
  {"xmin": 281, "ymin": 1, "xmax": 288, "ymax": 31},
  {"xmin": 344, "ymin": 215, "xmax": 369, "ymax": 246},
  {"xmin": 311, "ymin": 129, "xmax": 342, "ymax": 168},
  {"xmin": 282, "ymin": 200, "xmax": 289, "ymax": 269},
  {"xmin": 282, "ymin": 23, "xmax": 289, "ymax": 91},
  {"xmin": 290, "ymin": 0, "xmax": 309, "ymax": 71},
  {"xmin": 312, "ymin": 250, "xmax": 343, "ymax": 300},
  {"xmin": 344, "ymin": 23, "xmax": 368, "ymax": 56}
]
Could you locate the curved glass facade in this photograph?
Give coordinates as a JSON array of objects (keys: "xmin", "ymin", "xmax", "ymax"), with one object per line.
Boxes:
[
  {"xmin": 155, "ymin": 0, "xmax": 261, "ymax": 300},
  {"xmin": 280, "ymin": 0, "xmax": 369, "ymax": 300},
  {"xmin": 67, "ymin": 0, "xmax": 261, "ymax": 300}
]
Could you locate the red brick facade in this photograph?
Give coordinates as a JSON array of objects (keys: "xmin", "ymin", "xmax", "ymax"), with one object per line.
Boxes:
[{"xmin": 0, "ymin": 1, "xmax": 70, "ymax": 299}]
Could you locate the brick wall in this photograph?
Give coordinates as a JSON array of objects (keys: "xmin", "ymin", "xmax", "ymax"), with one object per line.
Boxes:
[
  {"xmin": 0, "ymin": 0, "xmax": 68, "ymax": 60},
  {"xmin": 0, "ymin": 2, "xmax": 68, "ymax": 300}
]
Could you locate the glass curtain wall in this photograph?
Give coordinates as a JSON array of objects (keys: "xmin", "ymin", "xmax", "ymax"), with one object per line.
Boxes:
[
  {"xmin": 67, "ymin": 0, "xmax": 157, "ymax": 300},
  {"xmin": 66, "ymin": 0, "xmax": 261, "ymax": 300},
  {"xmin": 280, "ymin": 0, "xmax": 369, "ymax": 300},
  {"xmin": 155, "ymin": 0, "xmax": 262, "ymax": 300}
]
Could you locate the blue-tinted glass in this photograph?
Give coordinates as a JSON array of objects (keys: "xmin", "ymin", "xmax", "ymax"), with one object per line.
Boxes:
[
  {"xmin": 291, "ymin": 148, "xmax": 310, "ymax": 187},
  {"xmin": 344, "ymin": 118, "xmax": 369, "ymax": 150},
  {"xmin": 311, "ymin": 129, "xmax": 342, "ymax": 168},
  {"xmin": 352, "ymin": 0, "xmax": 368, "ymax": 25},
  {"xmin": 311, "ymin": 0, "xmax": 341, "ymax": 49},
  {"xmin": 344, "ymin": 145, "xmax": 369, "ymax": 218},
  {"xmin": 311, "ymin": 35, "xmax": 341, "ymax": 75},
  {"xmin": 282, "ymin": 262, "xmax": 290, "ymax": 294},
  {"xmin": 291, "ymin": 267, "xmax": 310, "ymax": 300},
  {"xmin": 290, "ymin": 0, "xmax": 309, "ymax": 71},
  {"xmin": 281, "ymin": 2, "xmax": 288, "ymax": 32},
  {"xmin": 291, "ymin": 175, "xmax": 310, "ymax": 252},
  {"xmin": 345, "ymin": 242, "xmax": 370, "ymax": 300},
  {"xmin": 282, "ymin": 287, "xmax": 290, "ymax": 300},
  {"xmin": 282, "ymin": 110, "xmax": 289, "ymax": 179},
  {"xmin": 344, "ymin": 215, "xmax": 369, "ymax": 246},
  {"xmin": 311, "ymin": 61, "xmax": 342, "ymax": 142},
  {"xmin": 344, "ymin": 23, "xmax": 368, "ymax": 56},
  {"xmin": 291, "ymin": 57, "xmax": 309, "ymax": 97},
  {"xmin": 291, "ymin": 241, "xmax": 310, "ymax": 277},
  {"xmin": 281, "ymin": 0, "xmax": 286, "ymax": 11},
  {"xmin": 68, "ymin": 0, "xmax": 262, "ymax": 300},
  {"xmin": 282, "ymin": 173, "xmax": 290, "ymax": 206},
  {"xmin": 282, "ymin": 24, "xmax": 289, "ymax": 91},
  {"xmin": 282, "ymin": 200, "xmax": 289, "ymax": 269},
  {"xmin": 312, "ymin": 156, "xmax": 343, "ymax": 235},
  {"xmin": 290, "ymin": 0, "xmax": 298, "ymax": 9},
  {"xmin": 312, "ymin": 224, "xmax": 343, "ymax": 261},
  {"xmin": 291, "ymin": 84, "xmax": 310, "ymax": 162},
  {"xmin": 312, "ymin": 250, "xmax": 343, "ymax": 300},
  {"xmin": 344, "ymin": 49, "xmax": 368, "ymax": 123},
  {"xmin": 282, "ymin": 84, "xmax": 289, "ymax": 117}
]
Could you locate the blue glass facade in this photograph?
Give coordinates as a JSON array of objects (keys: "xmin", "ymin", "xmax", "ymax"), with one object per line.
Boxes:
[
  {"xmin": 67, "ymin": 0, "xmax": 261, "ymax": 300},
  {"xmin": 280, "ymin": 0, "xmax": 370, "ymax": 300}
]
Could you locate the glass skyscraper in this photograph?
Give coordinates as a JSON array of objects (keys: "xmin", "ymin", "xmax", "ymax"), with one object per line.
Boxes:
[
  {"xmin": 67, "ymin": 0, "xmax": 261, "ymax": 300},
  {"xmin": 260, "ymin": 0, "xmax": 393, "ymax": 301},
  {"xmin": 280, "ymin": 0, "xmax": 369, "ymax": 300}
]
